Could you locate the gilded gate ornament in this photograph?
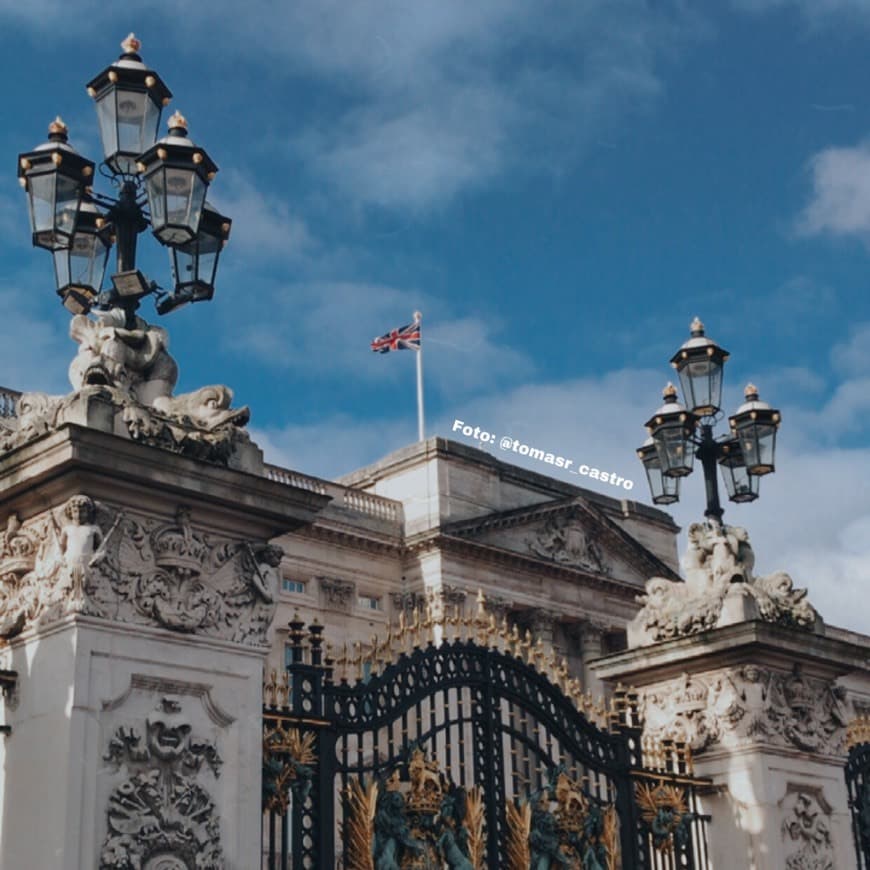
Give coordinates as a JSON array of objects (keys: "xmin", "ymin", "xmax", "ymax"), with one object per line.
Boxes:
[
  {"xmin": 344, "ymin": 747, "xmax": 485, "ymax": 869},
  {"xmin": 636, "ymin": 780, "xmax": 693, "ymax": 854},
  {"xmin": 506, "ymin": 770, "xmax": 619, "ymax": 870},
  {"xmin": 262, "ymin": 723, "xmax": 317, "ymax": 814}
]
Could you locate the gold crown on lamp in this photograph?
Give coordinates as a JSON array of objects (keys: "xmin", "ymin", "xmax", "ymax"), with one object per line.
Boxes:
[{"xmin": 48, "ymin": 116, "xmax": 68, "ymax": 137}]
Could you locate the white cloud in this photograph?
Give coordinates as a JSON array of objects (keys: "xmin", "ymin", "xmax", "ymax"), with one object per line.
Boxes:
[
  {"xmin": 0, "ymin": 286, "xmax": 70, "ymax": 394},
  {"xmin": 208, "ymin": 171, "xmax": 314, "ymax": 260},
  {"xmin": 221, "ymin": 280, "xmax": 533, "ymax": 396},
  {"xmin": 1, "ymin": 1, "xmax": 706, "ymax": 213},
  {"xmin": 797, "ymin": 144, "xmax": 870, "ymax": 242},
  {"xmin": 832, "ymin": 322, "xmax": 870, "ymax": 375}
]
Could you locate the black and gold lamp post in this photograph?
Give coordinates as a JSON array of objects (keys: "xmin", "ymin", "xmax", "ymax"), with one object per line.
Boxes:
[
  {"xmin": 17, "ymin": 34, "xmax": 232, "ymax": 325},
  {"xmin": 637, "ymin": 318, "xmax": 781, "ymax": 520}
]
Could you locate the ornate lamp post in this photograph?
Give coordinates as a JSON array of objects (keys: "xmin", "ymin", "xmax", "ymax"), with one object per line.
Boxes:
[
  {"xmin": 17, "ymin": 34, "xmax": 231, "ymax": 326},
  {"xmin": 637, "ymin": 318, "xmax": 781, "ymax": 522}
]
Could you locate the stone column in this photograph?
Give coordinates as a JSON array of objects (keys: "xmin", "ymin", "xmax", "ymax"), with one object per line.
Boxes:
[
  {"xmin": 592, "ymin": 621, "xmax": 868, "ymax": 870},
  {"xmin": 0, "ymin": 424, "xmax": 329, "ymax": 869}
]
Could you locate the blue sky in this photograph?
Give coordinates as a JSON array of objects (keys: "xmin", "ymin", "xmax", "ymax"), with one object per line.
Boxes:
[{"xmin": 1, "ymin": 2, "xmax": 870, "ymax": 631}]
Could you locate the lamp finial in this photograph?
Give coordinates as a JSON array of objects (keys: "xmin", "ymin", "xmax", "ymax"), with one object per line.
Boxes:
[
  {"xmin": 690, "ymin": 316, "xmax": 704, "ymax": 335},
  {"xmin": 121, "ymin": 33, "xmax": 141, "ymax": 55},
  {"xmin": 168, "ymin": 110, "xmax": 188, "ymax": 133}
]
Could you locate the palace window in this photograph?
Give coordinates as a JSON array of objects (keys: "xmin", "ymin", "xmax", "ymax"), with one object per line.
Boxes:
[
  {"xmin": 282, "ymin": 578, "xmax": 306, "ymax": 594},
  {"xmin": 358, "ymin": 595, "xmax": 381, "ymax": 611}
]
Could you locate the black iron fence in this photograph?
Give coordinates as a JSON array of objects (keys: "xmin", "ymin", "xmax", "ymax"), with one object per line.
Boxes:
[
  {"xmin": 262, "ymin": 599, "xmax": 711, "ymax": 869},
  {"xmin": 847, "ymin": 716, "xmax": 870, "ymax": 869}
]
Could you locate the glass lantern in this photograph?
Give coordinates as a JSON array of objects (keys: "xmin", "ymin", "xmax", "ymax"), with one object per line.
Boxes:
[
  {"xmin": 138, "ymin": 111, "xmax": 217, "ymax": 246},
  {"xmin": 718, "ymin": 438, "xmax": 759, "ymax": 503},
  {"xmin": 86, "ymin": 33, "xmax": 172, "ymax": 176},
  {"xmin": 729, "ymin": 384, "xmax": 781, "ymax": 476},
  {"xmin": 17, "ymin": 118, "xmax": 94, "ymax": 250},
  {"xmin": 645, "ymin": 383, "xmax": 698, "ymax": 478},
  {"xmin": 52, "ymin": 197, "xmax": 113, "ymax": 315},
  {"xmin": 669, "ymin": 317, "xmax": 729, "ymax": 417},
  {"xmin": 637, "ymin": 437, "xmax": 680, "ymax": 505}
]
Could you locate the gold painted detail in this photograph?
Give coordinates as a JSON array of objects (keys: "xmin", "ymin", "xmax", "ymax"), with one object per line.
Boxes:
[
  {"xmin": 324, "ymin": 589, "xmax": 614, "ymax": 730},
  {"xmin": 262, "ymin": 720, "xmax": 317, "ymax": 815},
  {"xmin": 505, "ymin": 801, "xmax": 531, "ymax": 870},
  {"xmin": 507, "ymin": 770, "xmax": 620, "ymax": 869},
  {"xmin": 345, "ymin": 779, "xmax": 378, "ymax": 870},
  {"xmin": 636, "ymin": 780, "xmax": 691, "ymax": 854},
  {"xmin": 848, "ymin": 715, "xmax": 870, "ymax": 750},
  {"xmin": 343, "ymin": 746, "xmax": 486, "ymax": 869}
]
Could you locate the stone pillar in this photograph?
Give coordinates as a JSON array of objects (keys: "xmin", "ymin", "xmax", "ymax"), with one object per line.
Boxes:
[
  {"xmin": 578, "ymin": 620, "xmax": 605, "ymax": 693},
  {"xmin": 0, "ymin": 424, "xmax": 329, "ymax": 869},
  {"xmin": 592, "ymin": 621, "xmax": 868, "ymax": 870}
]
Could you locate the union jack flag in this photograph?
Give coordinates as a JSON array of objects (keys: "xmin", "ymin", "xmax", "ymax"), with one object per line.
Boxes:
[{"xmin": 370, "ymin": 320, "xmax": 421, "ymax": 353}]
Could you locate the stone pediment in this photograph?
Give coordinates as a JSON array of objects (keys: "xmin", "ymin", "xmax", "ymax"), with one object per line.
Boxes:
[{"xmin": 441, "ymin": 497, "xmax": 678, "ymax": 585}]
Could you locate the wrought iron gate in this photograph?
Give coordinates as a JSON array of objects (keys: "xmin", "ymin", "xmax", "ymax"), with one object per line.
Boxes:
[
  {"xmin": 846, "ymin": 716, "xmax": 870, "ymax": 869},
  {"xmin": 262, "ymin": 597, "xmax": 710, "ymax": 868}
]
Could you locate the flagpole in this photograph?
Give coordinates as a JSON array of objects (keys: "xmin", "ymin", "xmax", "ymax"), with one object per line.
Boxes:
[{"xmin": 414, "ymin": 310, "xmax": 424, "ymax": 441}]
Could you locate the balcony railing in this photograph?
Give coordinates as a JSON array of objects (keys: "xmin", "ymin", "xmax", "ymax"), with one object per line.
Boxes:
[{"xmin": 264, "ymin": 464, "xmax": 401, "ymax": 523}]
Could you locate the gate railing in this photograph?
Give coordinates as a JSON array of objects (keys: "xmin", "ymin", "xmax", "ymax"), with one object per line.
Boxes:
[
  {"xmin": 846, "ymin": 716, "xmax": 870, "ymax": 869},
  {"xmin": 262, "ymin": 596, "xmax": 711, "ymax": 869}
]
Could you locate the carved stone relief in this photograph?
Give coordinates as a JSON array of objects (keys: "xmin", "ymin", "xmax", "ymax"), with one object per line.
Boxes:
[
  {"xmin": 628, "ymin": 521, "xmax": 818, "ymax": 647},
  {"xmin": 100, "ymin": 694, "xmax": 224, "ymax": 870},
  {"xmin": 0, "ymin": 498, "xmax": 281, "ymax": 647},
  {"xmin": 526, "ymin": 514, "xmax": 610, "ymax": 575},
  {"xmin": 641, "ymin": 665, "xmax": 849, "ymax": 755},
  {"xmin": 0, "ymin": 309, "xmax": 251, "ymax": 466},
  {"xmin": 780, "ymin": 791, "xmax": 834, "ymax": 870},
  {"xmin": 319, "ymin": 576, "xmax": 355, "ymax": 612}
]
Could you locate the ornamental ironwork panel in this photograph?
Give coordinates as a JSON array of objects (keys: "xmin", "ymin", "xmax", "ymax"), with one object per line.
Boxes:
[
  {"xmin": 262, "ymin": 601, "xmax": 711, "ymax": 869},
  {"xmin": 846, "ymin": 716, "xmax": 870, "ymax": 869}
]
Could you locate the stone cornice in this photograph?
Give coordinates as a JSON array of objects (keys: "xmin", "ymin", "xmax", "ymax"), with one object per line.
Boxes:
[
  {"xmin": 440, "ymin": 496, "xmax": 679, "ymax": 582},
  {"xmin": 0, "ymin": 424, "xmax": 330, "ymax": 538},
  {"xmin": 406, "ymin": 530, "xmax": 645, "ymax": 602},
  {"xmin": 591, "ymin": 619, "xmax": 870, "ymax": 686},
  {"xmin": 294, "ymin": 522, "xmax": 402, "ymax": 554}
]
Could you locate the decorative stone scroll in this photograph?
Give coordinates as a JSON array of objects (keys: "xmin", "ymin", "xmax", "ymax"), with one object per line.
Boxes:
[
  {"xmin": 100, "ymin": 695, "xmax": 223, "ymax": 870},
  {"xmin": 345, "ymin": 746, "xmax": 486, "ymax": 870},
  {"xmin": 0, "ymin": 309, "xmax": 252, "ymax": 467},
  {"xmin": 641, "ymin": 665, "xmax": 850, "ymax": 755},
  {"xmin": 0, "ymin": 497, "xmax": 282, "ymax": 647},
  {"xmin": 628, "ymin": 521, "xmax": 818, "ymax": 647}
]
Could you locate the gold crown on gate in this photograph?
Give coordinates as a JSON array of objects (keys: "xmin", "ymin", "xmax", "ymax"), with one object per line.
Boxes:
[{"xmin": 404, "ymin": 748, "xmax": 445, "ymax": 815}]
